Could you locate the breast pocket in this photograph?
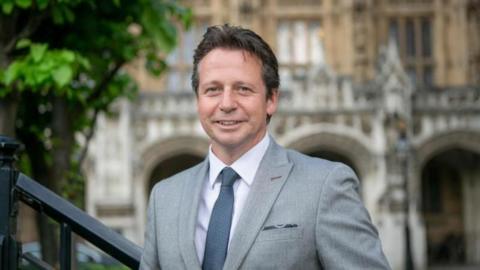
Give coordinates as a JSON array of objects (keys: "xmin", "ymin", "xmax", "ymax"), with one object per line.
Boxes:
[
  {"xmin": 255, "ymin": 226, "xmax": 303, "ymax": 242},
  {"xmin": 244, "ymin": 226, "xmax": 308, "ymax": 269}
]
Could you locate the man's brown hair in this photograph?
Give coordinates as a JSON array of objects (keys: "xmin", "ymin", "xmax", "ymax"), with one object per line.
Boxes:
[{"xmin": 191, "ymin": 24, "xmax": 280, "ymax": 99}]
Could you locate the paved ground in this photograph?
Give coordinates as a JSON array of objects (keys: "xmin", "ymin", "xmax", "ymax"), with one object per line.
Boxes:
[{"xmin": 429, "ymin": 266, "xmax": 480, "ymax": 270}]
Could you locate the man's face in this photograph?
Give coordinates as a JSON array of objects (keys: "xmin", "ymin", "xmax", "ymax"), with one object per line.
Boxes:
[{"xmin": 196, "ymin": 48, "xmax": 278, "ymax": 161}]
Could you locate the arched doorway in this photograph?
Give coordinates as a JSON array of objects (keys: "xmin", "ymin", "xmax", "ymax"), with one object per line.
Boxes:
[
  {"xmin": 147, "ymin": 153, "xmax": 204, "ymax": 193},
  {"xmin": 140, "ymin": 136, "xmax": 209, "ymax": 196},
  {"xmin": 421, "ymin": 148, "xmax": 480, "ymax": 267}
]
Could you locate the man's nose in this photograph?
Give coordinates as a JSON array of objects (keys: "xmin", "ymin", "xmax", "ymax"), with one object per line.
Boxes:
[{"xmin": 219, "ymin": 90, "xmax": 236, "ymax": 112}]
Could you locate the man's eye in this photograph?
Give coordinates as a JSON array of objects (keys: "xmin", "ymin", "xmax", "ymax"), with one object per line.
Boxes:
[
  {"xmin": 205, "ymin": 87, "xmax": 219, "ymax": 93},
  {"xmin": 238, "ymin": 86, "xmax": 251, "ymax": 92}
]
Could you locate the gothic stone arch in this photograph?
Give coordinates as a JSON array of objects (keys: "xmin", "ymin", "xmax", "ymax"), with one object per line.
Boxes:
[
  {"xmin": 413, "ymin": 130, "xmax": 480, "ymax": 266},
  {"xmin": 140, "ymin": 136, "xmax": 210, "ymax": 192},
  {"xmin": 414, "ymin": 130, "xmax": 480, "ymax": 169}
]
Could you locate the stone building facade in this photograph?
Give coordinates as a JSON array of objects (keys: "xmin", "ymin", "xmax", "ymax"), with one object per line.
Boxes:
[{"xmin": 86, "ymin": 1, "xmax": 480, "ymax": 269}]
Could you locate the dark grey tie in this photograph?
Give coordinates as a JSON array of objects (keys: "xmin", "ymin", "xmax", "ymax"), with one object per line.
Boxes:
[{"xmin": 203, "ymin": 167, "xmax": 239, "ymax": 270}]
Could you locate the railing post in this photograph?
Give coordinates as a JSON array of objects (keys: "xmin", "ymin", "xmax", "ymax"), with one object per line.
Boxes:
[
  {"xmin": 0, "ymin": 136, "xmax": 21, "ymax": 270},
  {"xmin": 60, "ymin": 223, "xmax": 72, "ymax": 270}
]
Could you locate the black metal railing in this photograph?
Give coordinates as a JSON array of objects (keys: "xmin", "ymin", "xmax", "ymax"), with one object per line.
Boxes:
[{"xmin": 0, "ymin": 136, "xmax": 142, "ymax": 269}]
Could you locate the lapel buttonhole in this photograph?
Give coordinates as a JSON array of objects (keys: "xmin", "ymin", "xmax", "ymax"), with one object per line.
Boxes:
[{"xmin": 270, "ymin": 176, "xmax": 282, "ymax": 181}]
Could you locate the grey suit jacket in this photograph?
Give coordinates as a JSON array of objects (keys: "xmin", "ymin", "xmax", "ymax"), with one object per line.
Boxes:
[{"xmin": 140, "ymin": 139, "xmax": 391, "ymax": 269}]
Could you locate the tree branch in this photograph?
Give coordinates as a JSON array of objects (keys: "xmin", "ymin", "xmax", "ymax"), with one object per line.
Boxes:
[
  {"xmin": 5, "ymin": 12, "xmax": 48, "ymax": 53},
  {"xmin": 78, "ymin": 59, "xmax": 125, "ymax": 167},
  {"xmin": 76, "ymin": 107, "xmax": 99, "ymax": 168},
  {"xmin": 86, "ymin": 60, "xmax": 126, "ymax": 104}
]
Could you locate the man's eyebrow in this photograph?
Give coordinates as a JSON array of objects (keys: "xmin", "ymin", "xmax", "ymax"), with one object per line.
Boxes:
[
  {"xmin": 232, "ymin": 81, "xmax": 255, "ymax": 87},
  {"xmin": 200, "ymin": 80, "xmax": 221, "ymax": 86}
]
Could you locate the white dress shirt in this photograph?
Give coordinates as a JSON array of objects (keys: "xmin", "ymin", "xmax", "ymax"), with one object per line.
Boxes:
[{"xmin": 195, "ymin": 133, "xmax": 270, "ymax": 263}]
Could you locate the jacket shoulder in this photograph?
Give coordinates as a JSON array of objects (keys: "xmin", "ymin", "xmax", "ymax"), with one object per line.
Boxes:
[
  {"xmin": 150, "ymin": 160, "xmax": 205, "ymax": 195},
  {"xmin": 285, "ymin": 148, "xmax": 349, "ymax": 171}
]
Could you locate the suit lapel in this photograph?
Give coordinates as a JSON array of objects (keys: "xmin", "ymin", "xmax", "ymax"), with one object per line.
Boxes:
[
  {"xmin": 224, "ymin": 140, "xmax": 293, "ymax": 270},
  {"xmin": 178, "ymin": 158, "xmax": 209, "ymax": 270}
]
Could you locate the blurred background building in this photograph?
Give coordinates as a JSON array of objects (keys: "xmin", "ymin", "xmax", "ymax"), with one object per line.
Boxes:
[{"xmin": 84, "ymin": 0, "xmax": 480, "ymax": 269}]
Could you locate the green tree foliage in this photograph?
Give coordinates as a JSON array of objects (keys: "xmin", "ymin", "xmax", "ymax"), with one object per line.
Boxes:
[{"xmin": 0, "ymin": 0, "xmax": 191, "ymax": 265}]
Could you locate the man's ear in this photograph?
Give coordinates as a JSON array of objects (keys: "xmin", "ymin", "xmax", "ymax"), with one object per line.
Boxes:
[{"xmin": 267, "ymin": 89, "xmax": 279, "ymax": 116}]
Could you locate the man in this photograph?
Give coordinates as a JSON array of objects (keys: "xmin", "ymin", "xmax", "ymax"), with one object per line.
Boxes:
[{"xmin": 140, "ymin": 24, "xmax": 391, "ymax": 270}]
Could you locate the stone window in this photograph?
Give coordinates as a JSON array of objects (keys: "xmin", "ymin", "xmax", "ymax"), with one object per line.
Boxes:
[
  {"xmin": 276, "ymin": 19, "xmax": 323, "ymax": 82},
  {"xmin": 165, "ymin": 20, "xmax": 210, "ymax": 92},
  {"xmin": 388, "ymin": 16, "xmax": 434, "ymax": 87}
]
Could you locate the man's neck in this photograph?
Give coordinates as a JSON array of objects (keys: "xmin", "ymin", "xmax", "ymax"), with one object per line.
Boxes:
[
  {"xmin": 211, "ymin": 146, "xmax": 248, "ymax": 165},
  {"xmin": 210, "ymin": 133, "xmax": 269, "ymax": 165}
]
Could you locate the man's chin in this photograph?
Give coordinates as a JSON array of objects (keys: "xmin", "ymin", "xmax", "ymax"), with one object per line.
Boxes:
[
  {"xmin": 211, "ymin": 137, "xmax": 249, "ymax": 152},
  {"xmin": 212, "ymin": 139, "xmax": 241, "ymax": 149}
]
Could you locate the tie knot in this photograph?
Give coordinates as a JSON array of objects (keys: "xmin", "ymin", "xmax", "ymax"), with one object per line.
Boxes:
[{"xmin": 221, "ymin": 167, "xmax": 238, "ymax": 187}]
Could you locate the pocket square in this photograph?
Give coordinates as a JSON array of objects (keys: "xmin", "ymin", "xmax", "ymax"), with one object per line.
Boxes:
[{"xmin": 263, "ymin": 224, "xmax": 298, "ymax": 231}]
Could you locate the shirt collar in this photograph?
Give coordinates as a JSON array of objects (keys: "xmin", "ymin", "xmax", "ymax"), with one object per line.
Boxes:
[{"xmin": 208, "ymin": 133, "xmax": 270, "ymax": 189}]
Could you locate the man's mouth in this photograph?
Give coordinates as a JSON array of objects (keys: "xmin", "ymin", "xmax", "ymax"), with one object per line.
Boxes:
[{"xmin": 216, "ymin": 120, "xmax": 243, "ymax": 126}]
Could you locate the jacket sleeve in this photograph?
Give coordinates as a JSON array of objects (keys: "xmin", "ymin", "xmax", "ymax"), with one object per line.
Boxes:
[
  {"xmin": 315, "ymin": 163, "xmax": 391, "ymax": 269},
  {"xmin": 139, "ymin": 186, "xmax": 161, "ymax": 270}
]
